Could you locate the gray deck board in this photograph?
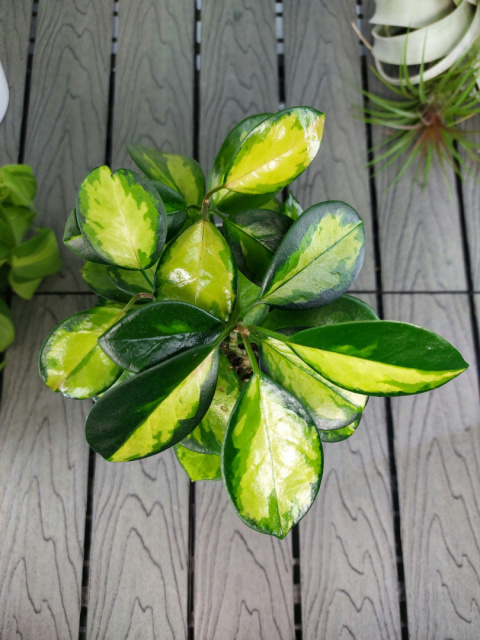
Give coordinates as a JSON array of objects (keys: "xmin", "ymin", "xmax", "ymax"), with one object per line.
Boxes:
[
  {"xmin": 283, "ymin": 0, "xmax": 375, "ymax": 292},
  {"xmin": 386, "ymin": 294, "xmax": 480, "ymax": 639},
  {"xmin": 461, "ymin": 122, "xmax": 480, "ymax": 290},
  {"xmin": 0, "ymin": 295, "xmax": 91, "ymax": 639},
  {"xmin": 23, "ymin": 0, "xmax": 113, "ymax": 292}
]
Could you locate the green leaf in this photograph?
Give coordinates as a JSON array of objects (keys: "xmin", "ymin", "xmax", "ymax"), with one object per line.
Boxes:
[
  {"xmin": 156, "ymin": 219, "xmax": 237, "ymax": 322},
  {"xmin": 39, "ymin": 303, "xmax": 126, "ymax": 399},
  {"xmin": 148, "ymin": 181, "xmax": 188, "ymax": 240},
  {"xmin": 261, "ymin": 295, "xmax": 378, "ymax": 335},
  {"xmin": 181, "ymin": 353, "xmax": 242, "ymax": 454},
  {"xmin": 86, "ymin": 345, "xmax": 219, "ymax": 461},
  {"xmin": 99, "ymin": 301, "xmax": 223, "ymax": 373},
  {"xmin": 107, "ymin": 263, "xmax": 156, "ymax": 297},
  {"xmin": 63, "ymin": 209, "xmax": 109, "ymax": 264},
  {"xmin": 222, "ymin": 107, "xmax": 325, "ymax": 196},
  {"xmin": 175, "ymin": 445, "xmax": 221, "ymax": 481},
  {"xmin": 0, "ymin": 164, "xmax": 37, "ymax": 206},
  {"xmin": 0, "ymin": 299, "xmax": 14, "ymax": 352},
  {"xmin": 81, "ymin": 262, "xmax": 131, "ymax": 303},
  {"xmin": 223, "ymin": 372, "xmax": 323, "ymax": 538},
  {"xmin": 290, "ymin": 321, "xmax": 468, "ymax": 396},
  {"xmin": 128, "ymin": 145, "xmax": 205, "ymax": 206},
  {"xmin": 261, "ymin": 201, "xmax": 365, "ymax": 309},
  {"xmin": 320, "ymin": 416, "xmax": 360, "ymax": 444},
  {"xmin": 283, "ymin": 193, "xmax": 303, "ymax": 220},
  {"xmin": 233, "ymin": 272, "xmax": 268, "ymax": 326},
  {"xmin": 223, "ymin": 209, "xmax": 293, "ymax": 286},
  {"xmin": 0, "ymin": 202, "xmax": 36, "ymax": 245},
  {"xmin": 9, "ymin": 228, "xmax": 62, "ymax": 282},
  {"xmin": 8, "ymin": 271, "xmax": 42, "ymax": 300},
  {"xmin": 259, "ymin": 337, "xmax": 367, "ymax": 431},
  {"xmin": 77, "ymin": 166, "xmax": 166, "ymax": 270}
]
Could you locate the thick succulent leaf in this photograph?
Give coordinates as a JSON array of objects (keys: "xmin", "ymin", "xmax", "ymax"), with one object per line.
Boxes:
[
  {"xmin": 320, "ymin": 416, "xmax": 360, "ymax": 444},
  {"xmin": 77, "ymin": 166, "xmax": 166, "ymax": 270},
  {"xmin": 233, "ymin": 272, "xmax": 268, "ymax": 326},
  {"xmin": 148, "ymin": 182, "xmax": 188, "ymax": 240},
  {"xmin": 86, "ymin": 345, "xmax": 219, "ymax": 462},
  {"xmin": 223, "ymin": 372, "xmax": 323, "ymax": 538},
  {"xmin": 0, "ymin": 164, "xmax": 37, "ymax": 206},
  {"xmin": 175, "ymin": 445, "xmax": 221, "ymax": 481},
  {"xmin": 290, "ymin": 321, "xmax": 468, "ymax": 396},
  {"xmin": 259, "ymin": 337, "xmax": 367, "ymax": 431},
  {"xmin": 128, "ymin": 144, "xmax": 205, "ymax": 206},
  {"xmin": 156, "ymin": 219, "xmax": 237, "ymax": 322},
  {"xmin": 9, "ymin": 228, "xmax": 62, "ymax": 282},
  {"xmin": 63, "ymin": 209, "xmax": 109, "ymax": 264},
  {"xmin": 8, "ymin": 271, "xmax": 41, "ymax": 300},
  {"xmin": 261, "ymin": 201, "xmax": 365, "ymax": 309},
  {"xmin": 99, "ymin": 301, "xmax": 223, "ymax": 372},
  {"xmin": 0, "ymin": 298, "xmax": 14, "ymax": 351},
  {"xmin": 166, "ymin": 210, "xmax": 188, "ymax": 241},
  {"xmin": 94, "ymin": 368, "xmax": 136, "ymax": 400},
  {"xmin": 0, "ymin": 202, "xmax": 36, "ymax": 245},
  {"xmin": 82, "ymin": 262, "xmax": 131, "ymax": 303},
  {"xmin": 223, "ymin": 209, "xmax": 293, "ymax": 285},
  {"xmin": 39, "ymin": 304, "xmax": 126, "ymax": 399},
  {"xmin": 283, "ymin": 193, "xmax": 303, "ymax": 220},
  {"xmin": 261, "ymin": 295, "xmax": 378, "ymax": 335},
  {"xmin": 107, "ymin": 263, "xmax": 156, "ymax": 297},
  {"xmin": 181, "ymin": 353, "xmax": 242, "ymax": 454},
  {"xmin": 223, "ymin": 108, "xmax": 325, "ymax": 196}
]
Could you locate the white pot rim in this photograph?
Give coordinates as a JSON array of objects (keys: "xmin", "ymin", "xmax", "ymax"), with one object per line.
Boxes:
[{"xmin": 0, "ymin": 60, "xmax": 9, "ymax": 125}]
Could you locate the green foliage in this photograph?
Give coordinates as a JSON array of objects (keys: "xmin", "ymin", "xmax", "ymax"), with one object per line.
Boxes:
[
  {"xmin": 39, "ymin": 107, "xmax": 468, "ymax": 538},
  {"xmin": 0, "ymin": 164, "xmax": 61, "ymax": 366}
]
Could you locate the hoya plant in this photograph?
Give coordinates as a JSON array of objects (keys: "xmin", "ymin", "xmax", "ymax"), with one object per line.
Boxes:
[{"xmin": 39, "ymin": 107, "xmax": 468, "ymax": 539}]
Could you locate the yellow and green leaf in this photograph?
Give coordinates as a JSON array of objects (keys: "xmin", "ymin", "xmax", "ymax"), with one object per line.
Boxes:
[
  {"xmin": 0, "ymin": 164, "xmax": 37, "ymax": 207},
  {"xmin": 0, "ymin": 299, "xmax": 14, "ymax": 352},
  {"xmin": 63, "ymin": 209, "xmax": 108, "ymax": 264},
  {"xmin": 9, "ymin": 228, "xmax": 62, "ymax": 283},
  {"xmin": 107, "ymin": 263, "xmax": 156, "ymax": 297},
  {"xmin": 82, "ymin": 262, "xmax": 131, "ymax": 303},
  {"xmin": 0, "ymin": 202, "xmax": 36, "ymax": 245},
  {"xmin": 320, "ymin": 416, "xmax": 360, "ymax": 444},
  {"xmin": 232, "ymin": 271, "xmax": 268, "ymax": 326},
  {"xmin": 223, "ymin": 372, "xmax": 323, "ymax": 538},
  {"xmin": 283, "ymin": 192, "xmax": 303, "ymax": 220},
  {"xmin": 156, "ymin": 219, "xmax": 237, "ymax": 322},
  {"xmin": 86, "ymin": 345, "xmax": 219, "ymax": 462},
  {"xmin": 175, "ymin": 445, "xmax": 221, "ymax": 481}
]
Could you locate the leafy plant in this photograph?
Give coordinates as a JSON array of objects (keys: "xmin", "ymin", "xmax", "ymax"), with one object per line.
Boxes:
[
  {"xmin": 39, "ymin": 107, "xmax": 468, "ymax": 538},
  {"xmin": 0, "ymin": 164, "xmax": 62, "ymax": 367}
]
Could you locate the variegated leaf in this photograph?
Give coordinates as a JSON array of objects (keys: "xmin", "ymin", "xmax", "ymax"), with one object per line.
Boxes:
[{"xmin": 175, "ymin": 445, "xmax": 221, "ymax": 481}]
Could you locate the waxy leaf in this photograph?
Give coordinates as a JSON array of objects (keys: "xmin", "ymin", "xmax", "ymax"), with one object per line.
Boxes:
[
  {"xmin": 320, "ymin": 416, "xmax": 360, "ymax": 444},
  {"xmin": 63, "ymin": 209, "xmax": 108, "ymax": 264},
  {"xmin": 86, "ymin": 345, "xmax": 219, "ymax": 461},
  {"xmin": 290, "ymin": 321, "xmax": 468, "ymax": 396},
  {"xmin": 107, "ymin": 263, "xmax": 156, "ymax": 297},
  {"xmin": 0, "ymin": 299, "xmax": 14, "ymax": 352},
  {"xmin": 259, "ymin": 337, "xmax": 367, "ymax": 431},
  {"xmin": 233, "ymin": 272, "xmax": 268, "ymax": 326},
  {"xmin": 149, "ymin": 181, "xmax": 188, "ymax": 239},
  {"xmin": 39, "ymin": 304, "xmax": 126, "ymax": 399},
  {"xmin": 261, "ymin": 201, "xmax": 365, "ymax": 309},
  {"xmin": 223, "ymin": 372, "xmax": 323, "ymax": 538},
  {"xmin": 175, "ymin": 445, "xmax": 221, "ymax": 481},
  {"xmin": 128, "ymin": 145, "xmax": 205, "ymax": 206},
  {"xmin": 283, "ymin": 193, "xmax": 303, "ymax": 220},
  {"xmin": 77, "ymin": 166, "xmax": 166, "ymax": 270},
  {"xmin": 157, "ymin": 219, "xmax": 237, "ymax": 322},
  {"xmin": 223, "ymin": 107, "xmax": 325, "ymax": 196},
  {"xmin": 223, "ymin": 209, "xmax": 293, "ymax": 285},
  {"xmin": 261, "ymin": 295, "xmax": 378, "ymax": 335},
  {"xmin": 82, "ymin": 262, "xmax": 131, "ymax": 303},
  {"xmin": 0, "ymin": 164, "xmax": 37, "ymax": 206},
  {"xmin": 181, "ymin": 353, "xmax": 242, "ymax": 454},
  {"xmin": 100, "ymin": 301, "xmax": 223, "ymax": 372}
]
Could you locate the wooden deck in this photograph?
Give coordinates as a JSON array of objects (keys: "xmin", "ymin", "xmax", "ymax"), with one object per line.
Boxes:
[{"xmin": 0, "ymin": 1, "xmax": 479, "ymax": 638}]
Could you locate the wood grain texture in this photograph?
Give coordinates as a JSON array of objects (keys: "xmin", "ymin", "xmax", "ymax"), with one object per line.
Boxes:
[
  {"xmin": 23, "ymin": 0, "xmax": 112, "ymax": 292},
  {"xmin": 0, "ymin": 295, "xmax": 92, "ymax": 639},
  {"xmin": 199, "ymin": 0, "xmax": 278, "ymax": 176},
  {"xmin": 299, "ymin": 294, "xmax": 401, "ymax": 640},
  {"xmin": 386, "ymin": 294, "xmax": 480, "ymax": 640},
  {"xmin": 363, "ymin": 0, "xmax": 466, "ymax": 292},
  {"xmin": 112, "ymin": 0, "xmax": 195, "ymax": 168},
  {"xmin": 0, "ymin": 0, "xmax": 31, "ymax": 165},
  {"xmin": 283, "ymin": 0, "xmax": 375, "ymax": 292},
  {"xmin": 460, "ymin": 121, "xmax": 480, "ymax": 290}
]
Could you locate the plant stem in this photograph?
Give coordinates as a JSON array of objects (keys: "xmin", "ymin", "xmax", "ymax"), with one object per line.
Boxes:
[
  {"xmin": 214, "ymin": 323, "xmax": 236, "ymax": 347},
  {"xmin": 249, "ymin": 325, "xmax": 289, "ymax": 342},
  {"xmin": 242, "ymin": 334, "xmax": 260, "ymax": 375},
  {"xmin": 141, "ymin": 269, "xmax": 154, "ymax": 288},
  {"xmin": 237, "ymin": 298, "xmax": 263, "ymax": 322},
  {"xmin": 201, "ymin": 184, "xmax": 226, "ymax": 221},
  {"xmin": 123, "ymin": 292, "xmax": 154, "ymax": 312}
]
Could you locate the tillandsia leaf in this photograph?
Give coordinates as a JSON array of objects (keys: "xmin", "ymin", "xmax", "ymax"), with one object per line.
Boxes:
[
  {"xmin": 232, "ymin": 272, "xmax": 268, "ymax": 326},
  {"xmin": 0, "ymin": 164, "xmax": 37, "ymax": 206},
  {"xmin": 261, "ymin": 295, "xmax": 378, "ymax": 335},
  {"xmin": 175, "ymin": 445, "xmax": 222, "ymax": 481},
  {"xmin": 369, "ymin": 0, "xmax": 453, "ymax": 29},
  {"xmin": 127, "ymin": 144, "xmax": 205, "ymax": 207},
  {"xmin": 259, "ymin": 337, "xmax": 367, "ymax": 431},
  {"xmin": 63, "ymin": 209, "xmax": 109, "ymax": 264},
  {"xmin": 82, "ymin": 262, "xmax": 131, "ymax": 303},
  {"xmin": 107, "ymin": 263, "xmax": 156, "ymax": 297},
  {"xmin": 0, "ymin": 298, "xmax": 14, "ymax": 352},
  {"xmin": 76, "ymin": 166, "xmax": 167, "ymax": 270},
  {"xmin": 181, "ymin": 353, "xmax": 242, "ymax": 454},
  {"xmin": 39, "ymin": 303, "xmax": 127, "ymax": 399},
  {"xmin": 261, "ymin": 201, "xmax": 365, "ymax": 309},
  {"xmin": 283, "ymin": 192, "xmax": 303, "ymax": 220},
  {"xmin": 289, "ymin": 321, "xmax": 468, "ymax": 396},
  {"xmin": 222, "ymin": 107, "xmax": 325, "ymax": 196},
  {"xmin": 223, "ymin": 209, "xmax": 293, "ymax": 286},
  {"xmin": 156, "ymin": 219, "xmax": 237, "ymax": 322},
  {"xmin": 86, "ymin": 344, "xmax": 219, "ymax": 462},
  {"xmin": 319, "ymin": 416, "xmax": 360, "ymax": 444},
  {"xmin": 9, "ymin": 228, "xmax": 61, "ymax": 286},
  {"xmin": 0, "ymin": 202, "xmax": 36, "ymax": 245},
  {"xmin": 99, "ymin": 301, "xmax": 224, "ymax": 373},
  {"xmin": 223, "ymin": 372, "xmax": 323, "ymax": 538}
]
